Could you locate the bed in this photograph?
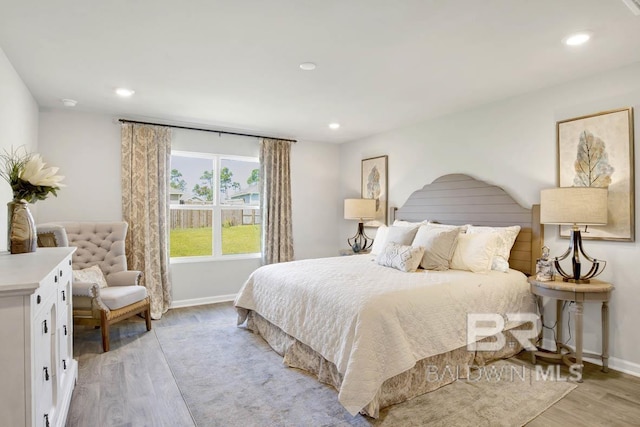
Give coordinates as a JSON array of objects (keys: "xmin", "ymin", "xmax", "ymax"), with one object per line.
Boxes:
[{"xmin": 234, "ymin": 174, "xmax": 542, "ymax": 417}]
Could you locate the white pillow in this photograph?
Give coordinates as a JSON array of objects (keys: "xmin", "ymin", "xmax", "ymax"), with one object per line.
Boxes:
[
  {"xmin": 370, "ymin": 225, "xmax": 389, "ymax": 255},
  {"xmin": 466, "ymin": 225, "xmax": 521, "ymax": 272},
  {"xmin": 376, "ymin": 243, "xmax": 425, "ymax": 272},
  {"xmin": 72, "ymin": 265, "xmax": 108, "ymax": 288},
  {"xmin": 450, "ymin": 232, "xmax": 499, "ymax": 273},
  {"xmin": 385, "ymin": 225, "xmax": 419, "ymax": 246},
  {"xmin": 411, "ymin": 224, "xmax": 460, "ymax": 270}
]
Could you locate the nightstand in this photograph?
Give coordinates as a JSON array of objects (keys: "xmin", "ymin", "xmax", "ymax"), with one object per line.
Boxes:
[
  {"xmin": 528, "ymin": 277, "xmax": 614, "ymax": 381},
  {"xmin": 339, "ymin": 249, "xmax": 371, "ymax": 256}
]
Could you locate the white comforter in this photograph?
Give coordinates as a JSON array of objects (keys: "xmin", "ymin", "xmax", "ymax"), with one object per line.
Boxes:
[{"xmin": 234, "ymin": 255, "xmax": 535, "ymax": 415}]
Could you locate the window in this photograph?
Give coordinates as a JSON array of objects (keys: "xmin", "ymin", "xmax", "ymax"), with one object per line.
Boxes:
[{"xmin": 169, "ymin": 151, "xmax": 260, "ymax": 259}]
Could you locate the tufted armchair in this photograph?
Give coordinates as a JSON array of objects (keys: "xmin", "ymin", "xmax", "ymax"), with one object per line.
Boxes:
[{"xmin": 37, "ymin": 221, "xmax": 151, "ymax": 352}]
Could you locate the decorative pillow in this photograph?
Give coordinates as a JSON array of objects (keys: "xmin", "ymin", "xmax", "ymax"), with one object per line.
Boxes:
[
  {"xmin": 450, "ymin": 232, "xmax": 499, "ymax": 273},
  {"xmin": 385, "ymin": 225, "xmax": 420, "ymax": 246},
  {"xmin": 376, "ymin": 243, "xmax": 425, "ymax": 272},
  {"xmin": 411, "ymin": 225, "xmax": 460, "ymax": 270},
  {"xmin": 370, "ymin": 225, "xmax": 389, "ymax": 255},
  {"xmin": 72, "ymin": 265, "xmax": 108, "ymax": 288},
  {"xmin": 36, "ymin": 224, "xmax": 69, "ymax": 248},
  {"xmin": 466, "ymin": 225, "xmax": 521, "ymax": 272}
]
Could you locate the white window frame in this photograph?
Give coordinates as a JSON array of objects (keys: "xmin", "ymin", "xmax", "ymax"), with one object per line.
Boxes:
[{"xmin": 170, "ymin": 150, "xmax": 261, "ymax": 263}]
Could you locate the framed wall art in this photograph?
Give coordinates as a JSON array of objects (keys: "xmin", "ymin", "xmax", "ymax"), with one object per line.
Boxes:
[
  {"xmin": 557, "ymin": 107, "xmax": 635, "ymax": 241},
  {"xmin": 361, "ymin": 155, "xmax": 388, "ymax": 226}
]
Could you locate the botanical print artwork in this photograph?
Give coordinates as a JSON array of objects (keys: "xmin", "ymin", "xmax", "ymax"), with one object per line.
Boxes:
[
  {"xmin": 361, "ymin": 155, "xmax": 388, "ymax": 226},
  {"xmin": 366, "ymin": 165, "xmax": 381, "ymax": 212},
  {"xmin": 557, "ymin": 108, "xmax": 634, "ymax": 241},
  {"xmin": 573, "ymin": 130, "xmax": 614, "ymax": 188}
]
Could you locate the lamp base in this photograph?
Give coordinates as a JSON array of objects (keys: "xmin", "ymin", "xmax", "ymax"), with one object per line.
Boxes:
[
  {"xmin": 347, "ymin": 222, "xmax": 373, "ymax": 253},
  {"xmin": 553, "ymin": 228, "xmax": 605, "ymax": 284}
]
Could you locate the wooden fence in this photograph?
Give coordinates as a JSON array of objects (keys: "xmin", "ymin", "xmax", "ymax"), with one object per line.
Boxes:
[
  {"xmin": 170, "ymin": 209, "xmax": 212, "ymax": 229},
  {"xmin": 170, "ymin": 209, "xmax": 260, "ymax": 229}
]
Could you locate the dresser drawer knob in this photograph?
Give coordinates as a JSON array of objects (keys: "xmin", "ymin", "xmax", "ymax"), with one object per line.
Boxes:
[
  {"xmin": 64, "ymin": 325, "xmax": 68, "ymax": 336},
  {"xmin": 59, "ymin": 269, "xmax": 63, "ymax": 277},
  {"xmin": 62, "ymin": 359, "xmax": 67, "ymax": 370},
  {"xmin": 62, "ymin": 290, "xmax": 66, "ymax": 301},
  {"xmin": 43, "ymin": 320, "xmax": 48, "ymax": 334},
  {"xmin": 37, "ymin": 295, "xmax": 41, "ymax": 304},
  {"xmin": 44, "ymin": 367, "xmax": 49, "ymax": 381},
  {"xmin": 54, "ymin": 275, "xmax": 58, "ymax": 283},
  {"xmin": 44, "ymin": 414, "xmax": 50, "ymax": 427}
]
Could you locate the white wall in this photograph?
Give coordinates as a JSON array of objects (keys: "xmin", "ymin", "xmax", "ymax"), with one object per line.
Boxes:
[
  {"xmin": 36, "ymin": 111, "xmax": 341, "ymax": 304},
  {"xmin": 339, "ymin": 61, "xmax": 640, "ymax": 374},
  {"xmin": 37, "ymin": 111, "xmax": 122, "ymax": 223},
  {"xmin": 0, "ymin": 47, "xmax": 39, "ymax": 251},
  {"xmin": 291, "ymin": 140, "xmax": 341, "ymax": 260}
]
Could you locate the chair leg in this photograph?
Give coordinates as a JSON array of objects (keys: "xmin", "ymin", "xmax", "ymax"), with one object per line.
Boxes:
[
  {"xmin": 100, "ymin": 311, "xmax": 110, "ymax": 352},
  {"xmin": 145, "ymin": 306, "xmax": 152, "ymax": 331}
]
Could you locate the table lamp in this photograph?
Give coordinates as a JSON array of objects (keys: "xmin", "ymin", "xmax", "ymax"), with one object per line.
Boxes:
[
  {"xmin": 344, "ymin": 198, "xmax": 376, "ymax": 252},
  {"xmin": 540, "ymin": 187, "xmax": 608, "ymax": 283}
]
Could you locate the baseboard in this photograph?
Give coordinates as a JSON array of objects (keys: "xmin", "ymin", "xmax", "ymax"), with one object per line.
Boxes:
[
  {"xmin": 170, "ymin": 294, "xmax": 236, "ymax": 309},
  {"xmin": 541, "ymin": 338, "xmax": 640, "ymax": 378}
]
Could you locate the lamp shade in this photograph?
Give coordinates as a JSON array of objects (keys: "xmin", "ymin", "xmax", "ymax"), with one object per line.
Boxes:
[
  {"xmin": 540, "ymin": 187, "xmax": 608, "ymax": 225},
  {"xmin": 344, "ymin": 198, "xmax": 376, "ymax": 220}
]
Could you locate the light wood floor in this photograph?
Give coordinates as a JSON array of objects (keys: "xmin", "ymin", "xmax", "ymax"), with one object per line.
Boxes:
[{"xmin": 67, "ymin": 302, "xmax": 640, "ymax": 426}]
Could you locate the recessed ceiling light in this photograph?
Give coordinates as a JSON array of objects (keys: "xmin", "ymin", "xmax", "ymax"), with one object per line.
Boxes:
[
  {"xmin": 61, "ymin": 98, "xmax": 77, "ymax": 107},
  {"xmin": 564, "ymin": 32, "xmax": 591, "ymax": 46},
  {"xmin": 329, "ymin": 123, "xmax": 340, "ymax": 130},
  {"xmin": 115, "ymin": 88, "xmax": 135, "ymax": 97},
  {"xmin": 299, "ymin": 62, "xmax": 316, "ymax": 71}
]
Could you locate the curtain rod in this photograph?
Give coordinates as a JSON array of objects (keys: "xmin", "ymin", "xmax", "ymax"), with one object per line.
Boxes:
[{"xmin": 118, "ymin": 119, "xmax": 297, "ymax": 143}]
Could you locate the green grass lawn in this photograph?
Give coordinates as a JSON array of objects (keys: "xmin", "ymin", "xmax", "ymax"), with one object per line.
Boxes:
[{"xmin": 170, "ymin": 225, "xmax": 261, "ymax": 257}]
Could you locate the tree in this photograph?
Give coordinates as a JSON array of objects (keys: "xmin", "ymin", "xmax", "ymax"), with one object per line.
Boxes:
[
  {"xmin": 192, "ymin": 170, "xmax": 214, "ymax": 201},
  {"xmin": 220, "ymin": 167, "xmax": 233, "ymax": 199},
  {"xmin": 170, "ymin": 169, "xmax": 187, "ymax": 192},
  {"xmin": 247, "ymin": 168, "xmax": 260, "ymax": 186},
  {"xmin": 220, "ymin": 167, "xmax": 241, "ymax": 199}
]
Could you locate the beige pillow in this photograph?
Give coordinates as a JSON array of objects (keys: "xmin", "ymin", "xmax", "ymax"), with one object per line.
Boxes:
[
  {"xmin": 385, "ymin": 225, "xmax": 420, "ymax": 246},
  {"xmin": 450, "ymin": 232, "xmax": 498, "ymax": 273},
  {"xmin": 72, "ymin": 265, "xmax": 108, "ymax": 288},
  {"xmin": 412, "ymin": 225, "xmax": 460, "ymax": 270},
  {"xmin": 376, "ymin": 243, "xmax": 425, "ymax": 272}
]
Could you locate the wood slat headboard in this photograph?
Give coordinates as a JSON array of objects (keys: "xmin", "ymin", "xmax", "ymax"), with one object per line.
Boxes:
[{"xmin": 393, "ymin": 174, "xmax": 542, "ymax": 275}]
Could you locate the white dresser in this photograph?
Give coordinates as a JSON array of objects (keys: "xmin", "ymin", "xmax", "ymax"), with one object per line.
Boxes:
[{"xmin": 0, "ymin": 247, "xmax": 78, "ymax": 427}]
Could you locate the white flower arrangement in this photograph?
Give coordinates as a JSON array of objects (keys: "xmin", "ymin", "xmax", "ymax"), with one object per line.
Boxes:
[{"xmin": 0, "ymin": 146, "xmax": 65, "ymax": 203}]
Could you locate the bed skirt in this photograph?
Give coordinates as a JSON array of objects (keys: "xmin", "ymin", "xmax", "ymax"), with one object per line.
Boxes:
[{"xmin": 244, "ymin": 310, "xmax": 524, "ymax": 418}]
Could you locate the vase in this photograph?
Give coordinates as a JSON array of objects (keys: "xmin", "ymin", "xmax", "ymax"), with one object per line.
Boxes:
[{"xmin": 7, "ymin": 200, "xmax": 37, "ymax": 254}]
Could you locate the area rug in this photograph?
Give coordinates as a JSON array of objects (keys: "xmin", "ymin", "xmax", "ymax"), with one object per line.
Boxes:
[{"xmin": 155, "ymin": 321, "xmax": 576, "ymax": 427}]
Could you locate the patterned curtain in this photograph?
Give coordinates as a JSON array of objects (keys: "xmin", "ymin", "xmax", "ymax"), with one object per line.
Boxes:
[
  {"xmin": 121, "ymin": 123, "xmax": 172, "ymax": 319},
  {"xmin": 260, "ymin": 138, "xmax": 294, "ymax": 264}
]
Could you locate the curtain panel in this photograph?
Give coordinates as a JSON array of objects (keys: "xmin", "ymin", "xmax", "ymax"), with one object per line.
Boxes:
[
  {"xmin": 260, "ymin": 138, "xmax": 294, "ymax": 264},
  {"xmin": 121, "ymin": 123, "xmax": 172, "ymax": 319}
]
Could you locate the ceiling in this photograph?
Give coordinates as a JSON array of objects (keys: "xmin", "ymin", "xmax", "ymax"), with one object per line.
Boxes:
[{"xmin": 1, "ymin": 0, "xmax": 639, "ymax": 143}]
